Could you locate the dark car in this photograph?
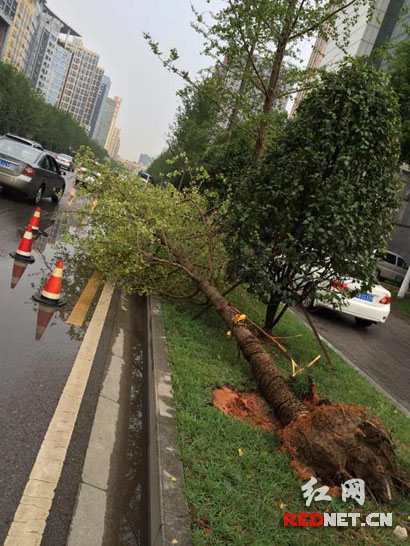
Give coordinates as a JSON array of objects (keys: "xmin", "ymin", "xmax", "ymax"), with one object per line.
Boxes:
[
  {"xmin": 56, "ymin": 153, "xmax": 75, "ymax": 171},
  {"xmin": 138, "ymin": 170, "xmax": 154, "ymax": 184},
  {"xmin": 4, "ymin": 133, "xmax": 44, "ymax": 151},
  {"xmin": 0, "ymin": 136, "xmax": 65, "ymax": 204}
]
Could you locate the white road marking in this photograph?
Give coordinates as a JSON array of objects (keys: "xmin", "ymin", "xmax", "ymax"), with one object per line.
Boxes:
[{"xmin": 5, "ymin": 284, "xmax": 115, "ymax": 546}]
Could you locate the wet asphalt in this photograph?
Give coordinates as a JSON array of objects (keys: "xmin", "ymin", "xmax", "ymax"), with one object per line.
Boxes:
[
  {"xmin": 0, "ymin": 173, "xmax": 101, "ymax": 543},
  {"xmin": 296, "ymin": 305, "xmax": 410, "ymax": 414}
]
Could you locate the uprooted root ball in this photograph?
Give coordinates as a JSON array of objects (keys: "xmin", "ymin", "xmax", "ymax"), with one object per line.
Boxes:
[{"xmin": 281, "ymin": 403, "xmax": 410, "ymax": 502}]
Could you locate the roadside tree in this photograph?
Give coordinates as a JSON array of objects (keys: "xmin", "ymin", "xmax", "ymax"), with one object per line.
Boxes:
[
  {"xmin": 146, "ymin": 0, "xmax": 376, "ymax": 163},
  {"xmin": 228, "ymin": 59, "xmax": 401, "ymax": 330}
]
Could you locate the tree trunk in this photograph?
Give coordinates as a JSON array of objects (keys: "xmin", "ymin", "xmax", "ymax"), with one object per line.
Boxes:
[
  {"xmin": 191, "ymin": 275, "xmax": 307, "ymax": 426},
  {"xmin": 226, "ymin": 44, "xmax": 255, "ymax": 144},
  {"xmin": 164, "ymin": 243, "xmax": 410, "ymax": 502},
  {"xmin": 253, "ymin": 0, "xmax": 298, "ymax": 163},
  {"xmin": 264, "ymin": 294, "xmax": 281, "ymax": 331}
]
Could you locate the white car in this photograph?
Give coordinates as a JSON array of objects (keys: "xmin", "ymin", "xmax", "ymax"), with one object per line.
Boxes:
[
  {"xmin": 304, "ymin": 277, "xmax": 391, "ymax": 328},
  {"xmin": 76, "ymin": 166, "xmax": 101, "ymax": 186},
  {"xmin": 55, "ymin": 153, "xmax": 74, "ymax": 171}
]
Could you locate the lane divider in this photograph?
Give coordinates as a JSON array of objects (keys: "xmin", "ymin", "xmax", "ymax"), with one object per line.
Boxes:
[
  {"xmin": 66, "ymin": 271, "xmax": 102, "ymax": 327},
  {"xmin": 5, "ymin": 283, "xmax": 115, "ymax": 546}
]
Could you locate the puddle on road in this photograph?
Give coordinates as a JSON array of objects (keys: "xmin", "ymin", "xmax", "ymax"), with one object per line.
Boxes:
[{"xmin": 119, "ymin": 296, "xmax": 148, "ymax": 546}]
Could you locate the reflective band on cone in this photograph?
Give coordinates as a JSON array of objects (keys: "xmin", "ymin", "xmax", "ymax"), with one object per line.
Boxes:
[
  {"xmin": 9, "ymin": 224, "xmax": 35, "ymax": 263},
  {"xmin": 30, "ymin": 207, "xmax": 41, "ymax": 232},
  {"xmin": 42, "ymin": 259, "xmax": 63, "ymax": 300},
  {"xmin": 32, "ymin": 259, "xmax": 66, "ymax": 307}
]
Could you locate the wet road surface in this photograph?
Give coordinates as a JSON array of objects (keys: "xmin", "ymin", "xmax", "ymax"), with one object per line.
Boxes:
[
  {"xmin": 297, "ymin": 305, "xmax": 410, "ymax": 414},
  {"xmin": 0, "ymin": 174, "xmax": 101, "ymax": 543}
]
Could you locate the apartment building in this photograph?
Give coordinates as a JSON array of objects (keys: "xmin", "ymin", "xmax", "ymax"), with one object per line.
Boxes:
[
  {"xmin": 0, "ymin": 0, "xmax": 18, "ymax": 57},
  {"xmin": 106, "ymin": 125, "xmax": 120, "ymax": 159},
  {"xmin": 2, "ymin": 0, "xmax": 35, "ymax": 73},
  {"xmin": 90, "ymin": 74, "xmax": 111, "ymax": 138},
  {"xmin": 25, "ymin": 3, "xmax": 80, "ymax": 107},
  {"xmin": 93, "ymin": 96, "xmax": 116, "ymax": 147},
  {"xmin": 28, "ymin": 9, "xmax": 62, "ymax": 92},
  {"xmin": 290, "ymin": 35, "xmax": 327, "ymax": 117},
  {"xmin": 93, "ymin": 95, "xmax": 121, "ymax": 152},
  {"xmin": 45, "ymin": 41, "xmax": 71, "ymax": 106},
  {"xmin": 58, "ymin": 37, "xmax": 104, "ymax": 133},
  {"xmin": 105, "ymin": 95, "xmax": 121, "ymax": 149}
]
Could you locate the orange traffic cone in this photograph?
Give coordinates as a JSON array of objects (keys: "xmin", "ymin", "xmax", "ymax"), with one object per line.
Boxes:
[
  {"xmin": 10, "ymin": 224, "xmax": 35, "ymax": 263},
  {"xmin": 32, "ymin": 259, "xmax": 66, "ymax": 307},
  {"xmin": 10, "ymin": 258, "xmax": 29, "ymax": 289},
  {"xmin": 29, "ymin": 207, "xmax": 41, "ymax": 234},
  {"xmin": 35, "ymin": 304, "xmax": 56, "ymax": 340}
]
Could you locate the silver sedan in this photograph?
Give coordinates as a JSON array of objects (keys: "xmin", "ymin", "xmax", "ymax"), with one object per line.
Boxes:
[{"xmin": 0, "ymin": 138, "xmax": 66, "ymax": 204}]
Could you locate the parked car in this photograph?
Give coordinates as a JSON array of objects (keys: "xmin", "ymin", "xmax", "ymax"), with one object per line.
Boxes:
[
  {"xmin": 378, "ymin": 251, "xmax": 408, "ymax": 284},
  {"xmin": 56, "ymin": 153, "xmax": 75, "ymax": 171},
  {"xmin": 138, "ymin": 170, "xmax": 154, "ymax": 184},
  {"xmin": 0, "ymin": 137, "xmax": 65, "ymax": 204},
  {"xmin": 76, "ymin": 165, "xmax": 102, "ymax": 187},
  {"xmin": 303, "ymin": 276, "xmax": 391, "ymax": 328},
  {"xmin": 3, "ymin": 133, "xmax": 44, "ymax": 150}
]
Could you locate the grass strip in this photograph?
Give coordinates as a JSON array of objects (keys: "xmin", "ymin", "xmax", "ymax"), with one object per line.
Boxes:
[{"xmin": 162, "ymin": 288, "xmax": 410, "ymax": 545}]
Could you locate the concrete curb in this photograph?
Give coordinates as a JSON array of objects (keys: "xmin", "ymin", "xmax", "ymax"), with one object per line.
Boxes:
[
  {"xmin": 147, "ymin": 296, "xmax": 193, "ymax": 546},
  {"xmin": 291, "ymin": 309, "xmax": 410, "ymax": 419}
]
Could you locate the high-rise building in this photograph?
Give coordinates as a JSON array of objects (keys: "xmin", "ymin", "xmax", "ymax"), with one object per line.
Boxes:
[
  {"xmin": 93, "ymin": 95, "xmax": 121, "ymax": 152},
  {"xmin": 45, "ymin": 42, "xmax": 71, "ymax": 106},
  {"xmin": 318, "ymin": 1, "xmax": 394, "ymax": 70},
  {"xmin": 28, "ymin": 9, "xmax": 63, "ymax": 93},
  {"xmin": 26, "ymin": 2, "xmax": 79, "ymax": 104},
  {"xmin": 105, "ymin": 95, "xmax": 121, "ymax": 147},
  {"xmin": 93, "ymin": 96, "xmax": 116, "ymax": 147},
  {"xmin": 106, "ymin": 126, "xmax": 120, "ymax": 159},
  {"xmin": 0, "ymin": 0, "xmax": 18, "ymax": 57},
  {"xmin": 113, "ymin": 134, "xmax": 121, "ymax": 159},
  {"xmin": 2, "ymin": 0, "xmax": 35, "ymax": 73},
  {"xmin": 58, "ymin": 37, "xmax": 104, "ymax": 133},
  {"xmin": 290, "ymin": 35, "xmax": 326, "ymax": 117},
  {"xmin": 90, "ymin": 75, "xmax": 111, "ymax": 138}
]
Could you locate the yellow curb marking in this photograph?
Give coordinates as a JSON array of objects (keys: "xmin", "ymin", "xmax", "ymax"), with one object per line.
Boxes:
[
  {"xmin": 5, "ymin": 284, "xmax": 114, "ymax": 546},
  {"xmin": 66, "ymin": 271, "xmax": 102, "ymax": 327}
]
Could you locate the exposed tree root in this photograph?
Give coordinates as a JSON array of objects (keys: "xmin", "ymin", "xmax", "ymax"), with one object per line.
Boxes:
[{"xmin": 281, "ymin": 403, "xmax": 410, "ymax": 502}]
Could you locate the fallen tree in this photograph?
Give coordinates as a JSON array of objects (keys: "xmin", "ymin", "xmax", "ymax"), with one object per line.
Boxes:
[{"xmin": 68, "ymin": 165, "xmax": 409, "ymax": 503}]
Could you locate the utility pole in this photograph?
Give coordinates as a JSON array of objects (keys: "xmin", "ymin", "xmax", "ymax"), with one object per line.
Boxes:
[{"xmin": 398, "ymin": 265, "xmax": 410, "ymax": 298}]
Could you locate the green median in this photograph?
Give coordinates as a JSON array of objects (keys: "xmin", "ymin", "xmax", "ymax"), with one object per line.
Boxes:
[{"xmin": 162, "ymin": 288, "xmax": 410, "ymax": 545}]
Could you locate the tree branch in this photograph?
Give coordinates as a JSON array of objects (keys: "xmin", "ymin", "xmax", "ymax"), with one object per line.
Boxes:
[
  {"xmin": 227, "ymin": 0, "xmax": 268, "ymax": 97},
  {"xmin": 289, "ymin": 0, "xmax": 358, "ymax": 41}
]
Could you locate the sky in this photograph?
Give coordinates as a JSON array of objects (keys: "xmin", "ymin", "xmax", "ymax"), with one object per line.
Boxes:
[{"xmin": 47, "ymin": 0, "xmax": 312, "ymax": 162}]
